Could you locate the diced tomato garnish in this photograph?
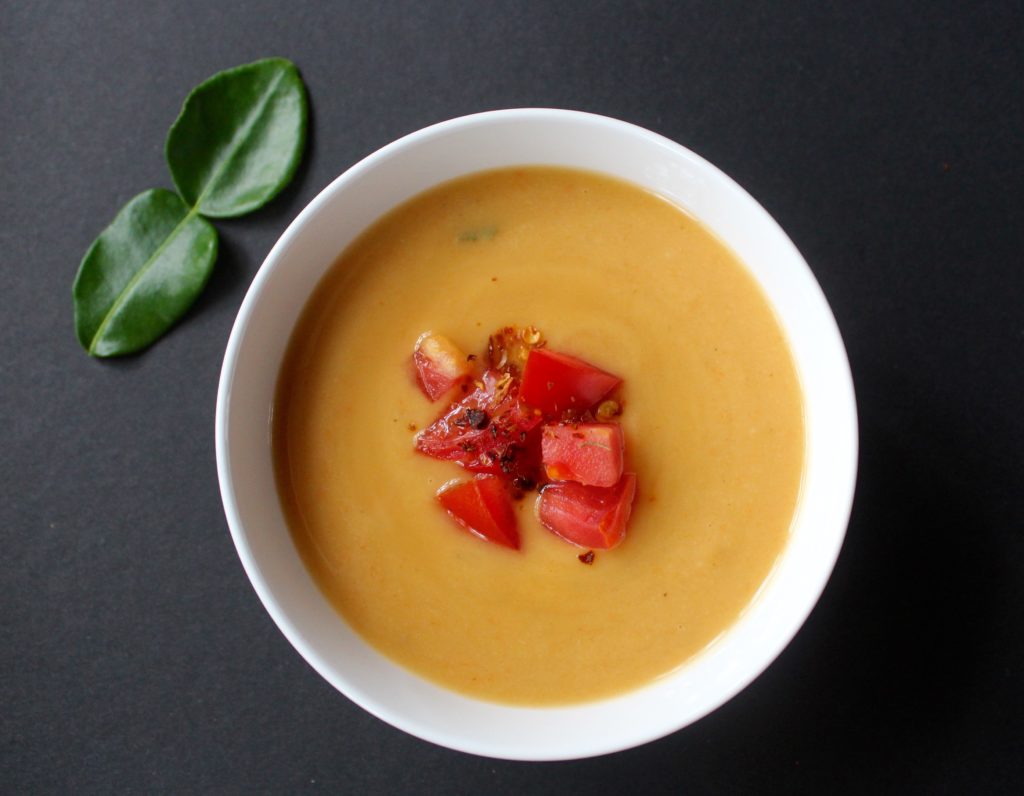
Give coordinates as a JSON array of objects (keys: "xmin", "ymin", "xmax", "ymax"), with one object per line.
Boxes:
[
  {"xmin": 413, "ymin": 332, "xmax": 473, "ymax": 401},
  {"xmin": 541, "ymin": 423, "xmax": 624, "ymax": 488},
  {"xmin": 415, "ymin": 370, "xmax": 544, "ymax": 482},
  {"xmin": 437, "ymin": 476, "xmax": 520, "ymax": 549},
  {"xmin": 536, "ymin": 473, "xmax": 637, "ymax": 549},
  {"xmin": 520, "ymin": 349, "xmax": 622, "ymax": 416}
]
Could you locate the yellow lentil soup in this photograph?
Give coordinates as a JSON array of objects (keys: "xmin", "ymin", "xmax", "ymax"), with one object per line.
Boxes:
[{"xmin": 274, "ymin": 167, "xmax": 804, "ymax": 705}]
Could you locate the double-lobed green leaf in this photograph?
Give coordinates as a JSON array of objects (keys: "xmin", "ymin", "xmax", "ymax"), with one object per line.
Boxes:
[{"xmin": 73, "ymin": 58, "xmax": 308, "ymax": 357}]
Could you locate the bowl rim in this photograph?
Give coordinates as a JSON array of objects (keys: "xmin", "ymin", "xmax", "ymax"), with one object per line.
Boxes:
[{"xmin": 215, "ymin": 107, "xmax": 858, "ymax": 760}]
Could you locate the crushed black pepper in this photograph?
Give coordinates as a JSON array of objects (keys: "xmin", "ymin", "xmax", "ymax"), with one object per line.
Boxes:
[
  {"xmin": 453, "ymin": 408, "xmax": 489, "ymax": 430},
  {"xmin": 465, "ymin": 409, "xmax": 489, "ymax": 429},
  {"xmin": 497, "ymin": 446, "xmax": 519, "ymax": 473},
  {"xmin": 512, "ymin": 476, "xmax": 535, "ymax": 492}
]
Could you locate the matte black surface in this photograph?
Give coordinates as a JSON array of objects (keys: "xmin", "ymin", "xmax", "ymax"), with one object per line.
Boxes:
[{"xmin": 3, "ymin": 1, "xmax": 1022, "ymax": 792}]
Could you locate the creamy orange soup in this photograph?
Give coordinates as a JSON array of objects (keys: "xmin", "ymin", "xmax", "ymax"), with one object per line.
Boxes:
[{"xmin": 274, "ymin": 167, "xmax": 804, "ymax": 705}]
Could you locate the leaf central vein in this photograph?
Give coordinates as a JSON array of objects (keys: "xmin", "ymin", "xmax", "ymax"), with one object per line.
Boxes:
[
  {"xmin": 193, "ymin": 70, "xmax": 288, "ymax": 210},
  {"xmin": 87, "ymin": 204, "xmax": 199, "ymax": 355}
]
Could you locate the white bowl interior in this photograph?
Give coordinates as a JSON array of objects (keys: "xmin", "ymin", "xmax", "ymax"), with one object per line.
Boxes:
[{"xmin": 216, "ymin": 109, "xmax": 857, "ymax": 760}]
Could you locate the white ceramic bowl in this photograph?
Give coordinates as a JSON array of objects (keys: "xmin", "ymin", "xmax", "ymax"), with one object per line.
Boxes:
[{"xmin": 215, "ymin": 109, "xmax": 857, "ymax": 760}]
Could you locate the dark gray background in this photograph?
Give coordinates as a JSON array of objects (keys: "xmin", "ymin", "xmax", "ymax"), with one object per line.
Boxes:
[{"xmin": 3, "ymin": 0, "xmax": 1022, "ymax": 792}]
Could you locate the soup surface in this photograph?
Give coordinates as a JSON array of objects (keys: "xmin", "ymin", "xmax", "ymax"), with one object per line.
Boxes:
[{"xmin": 274, "ymin": 167, "xmax": 804, "ymax": 705}]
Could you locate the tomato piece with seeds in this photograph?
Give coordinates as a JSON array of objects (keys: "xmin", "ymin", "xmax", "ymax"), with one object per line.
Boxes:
[
  {"xmin": 437, "ymin": 476, "xmax": 520, "ymax": 549},
  {"xmin": 536, "ymin": 473, "xmax": 637, "ymax": 549},
  {"xmin": 415, "ymin": 370, "xmax": 544, "ymax": 482},
  {"xmin": 520, "ymin": 348, "xmax": 622, "ymax": 416}
]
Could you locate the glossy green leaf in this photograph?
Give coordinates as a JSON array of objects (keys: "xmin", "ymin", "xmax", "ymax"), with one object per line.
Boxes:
[
  {"xmin": 165, "ymin": 58, "xmax": 308, "ymax": 218},
  {"xmin": 73, "ymin": 189, "xmax": 218, "ymax": 357}
]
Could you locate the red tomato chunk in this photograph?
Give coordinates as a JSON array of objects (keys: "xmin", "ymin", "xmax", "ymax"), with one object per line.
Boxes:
[
  {"xmin": 413, "ymin": 332, "xmax": 472, "ymax": 401},
  {"xmin": 536, "ymin": 473, "xmax": 637, "ymax": 550},
  {"xmin": 520, "ymin": 348, "xmax": 622, "ymax": 416},
  {"xmin": 437, "ymin": 476, "xmax": 520, "ymax": 550},
  {"xmin": 415, "ymin": 370, "xmax": 544, "ymax": 482},
  {"xmin": 541, "ymin": 423, "xmax": 624, "ymax": 488}
]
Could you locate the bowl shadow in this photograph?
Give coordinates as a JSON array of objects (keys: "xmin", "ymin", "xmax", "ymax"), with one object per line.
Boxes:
[{"xmin": 575, "ymin": 376, "xmax": 1004, "ymax": 790}]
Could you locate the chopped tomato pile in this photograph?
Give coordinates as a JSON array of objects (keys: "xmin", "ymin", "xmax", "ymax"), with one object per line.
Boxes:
[{"xmin": 411, "ymin": 327, "xmax": 637, "ymax": 556}]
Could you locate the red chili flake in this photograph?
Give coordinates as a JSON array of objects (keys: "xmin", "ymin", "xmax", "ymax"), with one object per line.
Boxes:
[
  {"xmin": 467, "ymin": 354, "xmax": 477, "ymax": 361},
  {"xmin": 578, "ymin": 550, "xmax": 595, "ymax": 565}
]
